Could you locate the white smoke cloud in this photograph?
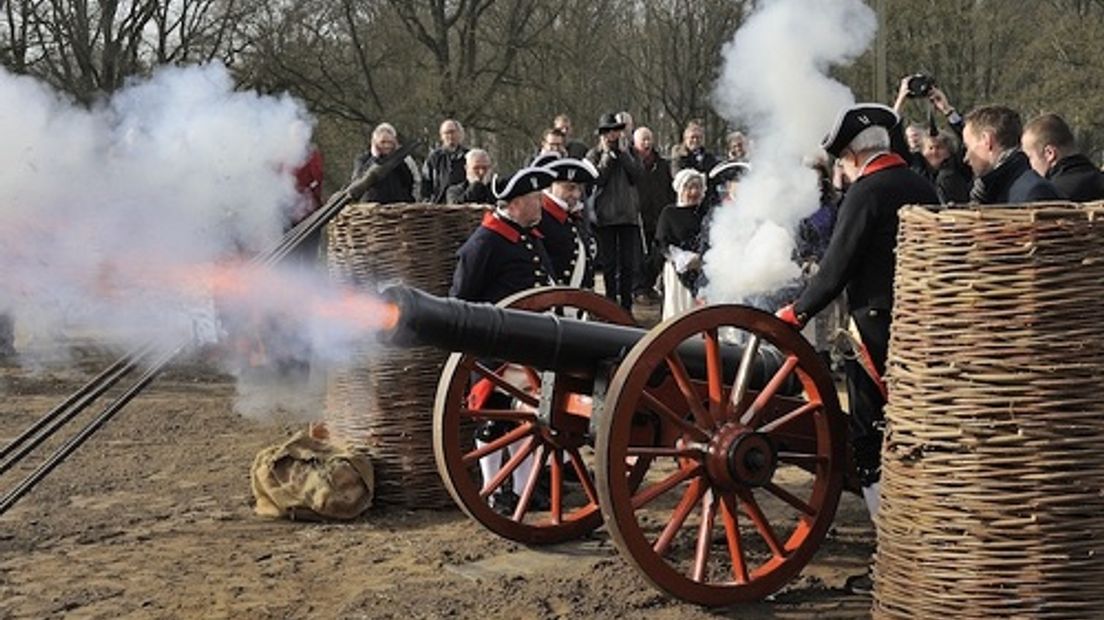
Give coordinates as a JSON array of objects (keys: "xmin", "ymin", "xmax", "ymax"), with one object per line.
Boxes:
[
  {"xmin": 704, "ymin": 0, "xmax": 877, "ymax": 304},
  {"xmin": 0, "ymin": 63, "xmax": 313, "ymax": 352},
  {"xmin": 0, "ymin": 63, "xmax": 397, "ymax": 418}
]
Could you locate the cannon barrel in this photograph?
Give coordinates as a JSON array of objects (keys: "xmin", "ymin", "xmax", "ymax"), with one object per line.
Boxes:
[{"xmin": 378, "ymin": 285, "xmax": 791, "ymax": 386}]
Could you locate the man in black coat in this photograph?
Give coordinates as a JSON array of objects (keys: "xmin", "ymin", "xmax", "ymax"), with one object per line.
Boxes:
[
  {"xmin": 962, "ymin": 106, "xmax": 1061, "ymax": 204},
  {"xmin": 422, "ymin": 119, "xmax": 469, "ymax": 204},
  {"xmin": 670, "ymin": 120, "xmax": 719, "ymax": 177},
  {"xmin": 445, "ymin": 149, "xmax": 495, "ymax": 205},
  {"xmin": 1021, "ymin": 113, "xmax": 1104, "ymax": 202},
  {"xmin": 350, "ymin": 123, "xmax": 416, "ymax": 204},
  {"xmin": 777, "ymin": 103, "xmax": 939, "ymax": 521},
  {"xmin": 632, "ymin": 126, "xmax": 675, "ymax": 299},
  {"xmin": 587, "ymin": 113, "xmax": 645, "ymax": 311},
  {"xmin": 537, "ymin": 157, "xmax": 599, "ymax": 288},
  {"xmin": 920, "ymin": 131, "xmax": 971, "ymax": 204}
]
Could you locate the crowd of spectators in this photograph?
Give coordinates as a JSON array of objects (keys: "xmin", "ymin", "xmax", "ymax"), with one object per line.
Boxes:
[{"xmin": 336, "ymin": 83, "xmax": 1102, "ymax": 323}]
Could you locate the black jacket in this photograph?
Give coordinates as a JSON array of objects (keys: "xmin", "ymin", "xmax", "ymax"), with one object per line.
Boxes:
[
  {"xmin": 670, "ymin": 146, "xmax": 719, "ymax": 177},
  {"xmin": 350, "ymin": 152, "xmax": 415, "ymax": 204},
  {"xmin": 536, "ymin": 194, "xmax": 591, "ymax": 287},
  {"xmin": 795, "ymin": 155, "xmax": 938, "ymax": 319},
  {"xmin": 445, "ymin": 180, "xmax": 495, "ymax": 205},
  {"xmin": 635, "ymin": 148, "xmax": 676, "ymax": 239},
  {"xmin": 655, "ymin": 203, "xmax": 705, "ymax": 292},
  {"xmin": 422, "ymin": 146, "xmax": 469, "ymax": 204},
  {"xmin": 450, "ymin": 212, "xmax": 554, "ymax": 303},
  {"xmin": 926, "ymin": 159, "xmax": 971, "ymax": 205},
  {"xmin": 1048, "ymin": 154, "xmax": 1104, "ymax": 202},
  {"xmin": 971, "ymin": 151, "xmax": 1062, "ymax": 204},
  {"xmin": 586, "ymin": 146, "xmax": 644, "ymax": 227}
]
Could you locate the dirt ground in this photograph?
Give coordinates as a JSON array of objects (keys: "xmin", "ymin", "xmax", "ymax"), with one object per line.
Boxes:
[{"xmin": 0, "ymin": 338, "xmax": 875, "ymax": 620}]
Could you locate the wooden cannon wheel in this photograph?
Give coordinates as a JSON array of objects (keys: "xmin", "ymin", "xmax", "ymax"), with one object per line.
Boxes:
[
  {"xmin": 595, "ymin": 305, "xmax": 847, "ymax": 606},
  {"xmin": 433, "ymin": 287, "xmax": 635, "ymax": 545}
]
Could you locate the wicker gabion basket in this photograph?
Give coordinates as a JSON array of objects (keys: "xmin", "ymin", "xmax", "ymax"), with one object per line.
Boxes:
[
  {"xmin": 324, "ymin": 202, "xmax": 486, "ymax": 508},
  {"xmin": 874, "ymin": 202, "xmax": 1104, "ymax": 618}
]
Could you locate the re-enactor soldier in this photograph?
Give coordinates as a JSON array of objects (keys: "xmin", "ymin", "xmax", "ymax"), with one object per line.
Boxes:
[
  {"xmin": 537, "ymin": 158, "xmax": 599, "ymax": 288},
  {"xmin": 777, "ymin": 104, "xmax": 939, "ymax": 519},
  {"xmin": 449, "ymin": 166, "xmax": 557, "ymax": 513}
]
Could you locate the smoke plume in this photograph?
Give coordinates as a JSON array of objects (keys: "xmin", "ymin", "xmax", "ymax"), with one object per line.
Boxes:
[
  {"xmin": 0, "ymin": 64, "xmax": 388, "ymax": 417},
  {"xmin": 704, "ymin": 0, "xmax": 876, "ymax": 304}
]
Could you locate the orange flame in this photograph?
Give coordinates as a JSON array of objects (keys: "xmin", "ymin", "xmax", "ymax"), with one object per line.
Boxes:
[
  {"xmin": 310, "ymin": 291, "xmax": 400, "ymax": 332},
  {"xmin": 89, "ymin": 258, "xmax": 401, "ymax": 334}
]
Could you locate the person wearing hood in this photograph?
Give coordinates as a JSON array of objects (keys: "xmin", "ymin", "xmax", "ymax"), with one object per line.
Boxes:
[
  {"xmin": 1021, "ymin": 113, "xmax": 1104, "ymax": 202},
  {"xmin": 961, "ymin": 105, "xmax": 1061, "ymax": 204},
  {"xmin": 655, "ymin": 168, "xmax": 708, "ymax": 320}
]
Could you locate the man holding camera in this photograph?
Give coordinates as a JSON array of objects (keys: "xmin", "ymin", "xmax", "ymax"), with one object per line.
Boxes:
[
  {"xmin": 586, "ymin": 113, "xmax": 644, "ymax": 311},
  {"xmin": 893, "ymin": 75, "xmax": 972, "ymax": 204}
]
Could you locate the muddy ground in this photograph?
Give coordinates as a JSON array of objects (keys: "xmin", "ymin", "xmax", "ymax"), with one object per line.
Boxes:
[{"xmin": 0, "ymin": 340, "xmax": 874, "ymax": 619}]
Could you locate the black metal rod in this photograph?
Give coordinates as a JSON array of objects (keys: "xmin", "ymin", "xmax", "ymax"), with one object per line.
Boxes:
[
  {"xmin": 0, "ymin": 354, "xmax": 134, "ymax": 462},
  {"xmin": 0, "ymin": 346, "xmax": 180, "ymax": 515},
  {"xmin": 0, "ymin": 351, "xmax": 149, "ymax": 475}
]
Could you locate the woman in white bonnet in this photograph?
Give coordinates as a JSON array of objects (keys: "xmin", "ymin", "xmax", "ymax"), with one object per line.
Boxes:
[{"xmin": 654, "ymin": 168, "xmax": 708, "ymax": 319}]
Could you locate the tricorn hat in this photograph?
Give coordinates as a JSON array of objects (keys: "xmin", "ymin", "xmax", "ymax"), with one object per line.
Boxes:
[
  {"xmin": 491, "ymin": 166, "xmax": 557, "ymax": 201},
  {"xmin": 545, "ymin": 158, "xmax": 599, "ymax": 184},
  {"xmin": 821, "ymin": 103, "xmax": 899, "ymax": 157},
  {"xmin": 708, "ymin": 161, "xmax": 751, "ymax": 184},
  {"xmin": 596, "ymin": 112, "xmax": 626, "ymax": 134},
  {"xmin": 530, "ymin": 152, "xmax": 562, "ymax": 168}
]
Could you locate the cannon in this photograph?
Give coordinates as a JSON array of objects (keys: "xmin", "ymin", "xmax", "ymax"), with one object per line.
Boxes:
[{"xmin": 377, "ymin": 285, "xmax": 849, "ymax": 607}]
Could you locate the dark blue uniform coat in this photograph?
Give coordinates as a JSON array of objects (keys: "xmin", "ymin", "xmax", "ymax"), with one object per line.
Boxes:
[{"xmin": 449, "ymin": 211, "xmax": 555, "ymax": 303}]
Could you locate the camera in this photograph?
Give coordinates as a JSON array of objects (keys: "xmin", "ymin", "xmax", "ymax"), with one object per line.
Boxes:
[{"xmin": 905, "ymin": 73, "xmax": 935, "ymax": 98}]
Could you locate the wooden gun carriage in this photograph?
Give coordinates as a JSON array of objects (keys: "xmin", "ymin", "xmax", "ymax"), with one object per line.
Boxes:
[{"xmin": 378, "ymin": 285, "xmax": 852, "ymax": 607}]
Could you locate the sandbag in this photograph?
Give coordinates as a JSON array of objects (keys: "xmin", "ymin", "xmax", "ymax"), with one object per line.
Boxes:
[{"xmin": 251, "ymin": 427, "xmax": 374, "ymax": 521}]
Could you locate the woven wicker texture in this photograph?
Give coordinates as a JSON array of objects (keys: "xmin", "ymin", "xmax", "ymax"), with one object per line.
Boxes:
[
  {"xmin": 874, "ymin": 202, "xmax": 1104, "ymax": 618},
  {"xmin": 324, "ymin": 202, "xmax": 486, "ymax": 508}
]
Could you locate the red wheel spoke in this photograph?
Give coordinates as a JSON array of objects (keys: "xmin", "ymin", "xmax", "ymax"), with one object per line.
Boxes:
[
  {"xmin": 736, "ymin": 488, "xmax": 787, "ymax": 560},
  {"xmin": 758, "ymin": 401, "xmax": 821, "ymax": 434},
  {"xmin": 566, "ymin": 447, "xmax": 599, "ymax": 506},
  {"xmin": 703, "ymin": 328, "xmax": 725, "ymax": 424},
  {"xmin": 460, "ymin": 408, "xmax": 537, "ymax": 422},
  {"xmin": 462, "ymin": 423, "xmax": 534, "ymax": 465},
  {"xmin": 640, "ymin": 391, "xmax": 710, "ymax": 442},
  {"xmin": 626, "ymin": 446, "xmax": 704, "ymax": 459},
  {"xmin": 665, "ymin": 353, "xmax": 716, "ymax": 430},
  {"xmin": 693, "ymin": 489, "xmax": 719, "ymax": 583},
  {"xmin": 473, "ymin": 362, "xmax": 539, "ymax": 408},
  {"xmin": 513, "ymin": 444, "xmax": 550, "ymax": 521},
  {"xmin": 720, "ymin": 494, "xmax": 749, "ymax": 584},
  {"xmin": 739, "ymin": 355, "xmax": 799, "ymax": 428},
  {"xmin": 479, "ymin": 437, "xmax": 536, "ymax": 498},
  {"xmin": 632, "ymin": 463, "xmax": 703, "ymax": 510},
  {"xmin": 550, "ymin": 449, "xmax": 563, "ymax": 524},
  {"xmin": 763, "ymin": 481, "xmax": 816, "ymax": 517},
  {"xmin": 653, "ymin": 478, "xmax": 706, "ymax": 556}
]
